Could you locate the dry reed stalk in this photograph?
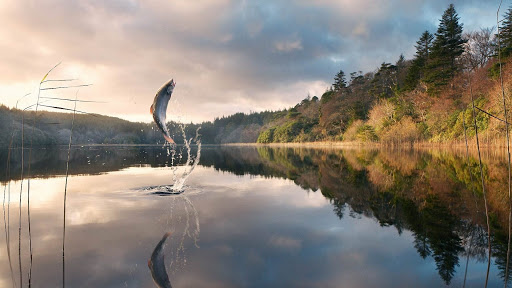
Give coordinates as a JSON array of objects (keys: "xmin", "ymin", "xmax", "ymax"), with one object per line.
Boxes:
[
  {"xmin": 62, "ymin": 92, "xmax": 78, "ymax": 288},
  {"xmin": 469, "ymin": 71, "xmax": 492, "ymax": 287}
]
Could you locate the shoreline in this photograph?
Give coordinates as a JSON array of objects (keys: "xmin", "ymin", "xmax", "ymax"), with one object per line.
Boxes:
[
  {"xmin": 222, "ymin": 140, "xmax": 512, "ymax": 149},
  {"xmin": 3, "ymin": 140, "xmax": 511, "ymax": 150}
]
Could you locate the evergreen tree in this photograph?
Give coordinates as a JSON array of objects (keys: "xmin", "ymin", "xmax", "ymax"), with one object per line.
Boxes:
[
  {"xmin": 396, "ymin": 54, "xmax": 408, "ymax": 91},
  {"xmin": 404, "ymin": 31, "xmax": 433, "ymax": 91},
  {"xmin": 415, "ymin": 31, "xmax": 434, "ymax": 60},
  {"xmin": 498, "ymin": 5, "xmax": 512, "ymax": 57},
  {"xmin": 370, "ymin": 62, "xmax": 397, "ymax": 98},
  {"xmin": 433, "ymin": 4, "xmax": 466, "ymax": 70},
  {"xmin": 424, "ymin": 4, "xmax": 466, "ymax": 94},
  {"xmin": 333, "ymin": 69, "xmax": 347, "ymax": 91}
]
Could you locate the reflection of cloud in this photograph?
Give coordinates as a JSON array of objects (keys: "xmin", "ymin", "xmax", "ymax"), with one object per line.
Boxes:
[
  {"xmin": 268, "ymin": 235, "xmax": 302, "ymax": 251},
  {"xmin": 215, "ymin": 245, "xmax": 234, "ymax": 255}
]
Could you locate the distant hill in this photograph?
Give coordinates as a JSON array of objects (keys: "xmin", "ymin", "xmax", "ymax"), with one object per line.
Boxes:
[{"xmin": 0, "ymin": 104, "xmax": 286, "ymax": 147}]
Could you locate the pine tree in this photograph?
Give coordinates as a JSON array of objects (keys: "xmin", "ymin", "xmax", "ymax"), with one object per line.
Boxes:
[
  {"xmin": 432, "ymin": 4, "xmax": 466, "ymax": 71},
  {"xmin": 396, "ymin": 54, "xmax": 408, "ymax": 91},
  {"xmin": 498, "ymin": 6, "xmax": 512, "ymax": 57},
  {"xmin": 404, "ymin": 31, "xmax": 433, "ymax": 91},
  {"xmin": 415, "ymin": 31, "xmax": 434, "ymax": 60},
  {"xmin": 424, "ymin": 4, "xmax": 466, "ymax": 94},
  {"xmin": 333, "ymin": 70, "xmax": 347, "ymax": 91}
]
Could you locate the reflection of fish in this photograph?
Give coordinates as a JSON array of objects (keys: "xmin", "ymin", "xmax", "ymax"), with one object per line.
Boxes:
[
  {"xmin": 150, "ymin": 79, "xmax": 176, "ymax": 144},
  {"xmin": 148, "ymin": 232, "xmax": 172, "ymax": 288}
]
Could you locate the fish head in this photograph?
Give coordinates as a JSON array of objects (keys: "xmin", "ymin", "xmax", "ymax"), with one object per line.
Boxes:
[{"xmin": 166, "ymin": 79, "xmax": 176, "ymax": 94}]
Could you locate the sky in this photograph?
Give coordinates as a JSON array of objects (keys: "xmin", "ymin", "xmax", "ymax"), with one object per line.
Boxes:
[{"xmin": 0, "ymin": 0, "xmax": 505, "ymax": 123}]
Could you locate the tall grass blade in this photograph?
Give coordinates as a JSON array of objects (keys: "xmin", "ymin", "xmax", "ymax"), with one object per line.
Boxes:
[
  {"xmin": 469, "ymin": 71, "xmax": 492, "ymax": 288},
  {"xmin": 63, "ymin": 91, "xmax": 78, "ymax": 288}
]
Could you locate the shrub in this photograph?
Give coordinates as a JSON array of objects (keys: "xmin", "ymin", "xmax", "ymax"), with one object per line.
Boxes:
[
  {"xmin": 257, "ymin": 127, "xmax": 275, "ymax": 143},
  {"xmin": 343, "ymin": 120, "xmax": 364, "ymax": 141},
  {"xmin": 380, "ymin": 116, "xmax": 421, "ymax": 144},
  {"xmin": 273, "ymin": 121, "xmax": 302, "ymax": 142},
  {"xmin": 367, "ymin": 99, "xmax": 395, "ymax": 133},
  {"xmin": 356, "ymin": 125, "xmax": 378, "ymax": 142}
]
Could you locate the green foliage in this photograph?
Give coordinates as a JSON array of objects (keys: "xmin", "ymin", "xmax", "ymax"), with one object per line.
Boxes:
[
  {"xmin": 488, "ymin": 61, "xmax": 505, "ymax": 79},
  {"xmin": 390, "ymin": 96, "xmax": 415, "ymax": 120},
  {"xmin": 257, "ymin": 127, "xmax": 275, "ymax": 143},
  {"xmin": 273, "ymin": 121, "xmax": 302, "ymax": 143},
  {"xmin": 435, "ymin": 97, "xmax": 490, "ymax": 141},
  {"xmin": 287, "ymin": 107, "xmax": 300, "ymax": 118},
  {"xmin": 320, "ymin": 90, "xmax": 335, "ymax": 104},
  {"xmin": 356, "ymin": 125, "xmax": 378, "ymax": 142}
]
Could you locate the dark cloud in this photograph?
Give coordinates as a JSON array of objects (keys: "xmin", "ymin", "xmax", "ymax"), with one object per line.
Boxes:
[{"xmin": 0, "ymin": 0, "xmax": 502, "ymax": 122}]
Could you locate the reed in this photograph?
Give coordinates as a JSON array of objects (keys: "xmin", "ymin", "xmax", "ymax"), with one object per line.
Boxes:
[
  {"xmin": 462, "ymin": 104, "xmax": 480, "ymax": 287},
  {"xmin": 17, "ymin": 63, "xmax": 92, "ymax": 288},
  {"xmin": 469, "ymin": 70, "xmax": 492, "ymax": 287}
]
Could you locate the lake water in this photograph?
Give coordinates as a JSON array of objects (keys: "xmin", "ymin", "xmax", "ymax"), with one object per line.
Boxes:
[{"xmin": 0, "ymin": 145, "xmax": 511, "ymax": 287}]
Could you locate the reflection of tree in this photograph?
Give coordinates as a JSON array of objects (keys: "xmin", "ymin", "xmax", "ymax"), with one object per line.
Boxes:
[
  {"xmin": 332, "ymin": 198, "xmax": 346, "ymax": 219},
  {"xmin": 491, "ymin": 215, "xmax": 512, "ymax": 284},
  {"xmin": 402, "ymin": 199, "xmax": 431, "ymax": 259},
  {"xmin": 422, "ymin": 195, "xmax": 463, "ymax": 285}
]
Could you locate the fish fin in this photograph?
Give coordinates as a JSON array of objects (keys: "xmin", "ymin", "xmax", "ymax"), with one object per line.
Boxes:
[
  {"xmin": 150, "ymin": 104, "xmax": 154, "ymax": 114},
  {"xmin": 164, "ymin": 135, "xmax": 175, "ymax": 144}
]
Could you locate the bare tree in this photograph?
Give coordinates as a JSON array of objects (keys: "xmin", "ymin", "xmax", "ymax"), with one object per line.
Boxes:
[{"xmin": 461, "ymin": 27, "xmax": 497, "ymax": 70}]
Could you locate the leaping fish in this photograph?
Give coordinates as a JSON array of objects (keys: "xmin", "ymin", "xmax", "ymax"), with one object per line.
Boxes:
[
  {"xmin": 150, "ymin": 79, "xmax": 176, "ymax": 144},
  {"xmin": 148, "ymin": 232, "xmax": 172, "ymax": 288}
]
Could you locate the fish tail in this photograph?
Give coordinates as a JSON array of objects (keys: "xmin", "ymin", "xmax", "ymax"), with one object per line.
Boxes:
[{"xmin": 164, "ymin": 135, "xmax": 175, "ymax": 144}]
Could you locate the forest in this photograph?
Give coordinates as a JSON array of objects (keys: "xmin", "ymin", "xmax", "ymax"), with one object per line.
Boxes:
[{"xmin": 2, "ymin": 3, "xmax": 512, "ymax": 147}]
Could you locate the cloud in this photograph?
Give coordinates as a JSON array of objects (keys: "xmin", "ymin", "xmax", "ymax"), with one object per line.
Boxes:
[
  {"xmin": 274, "ymin": 38, "xmax": 303, "ymax": 52},
  {"xmin": 0, "ymin": 0, "xmax": 500, "ymax": 122}
]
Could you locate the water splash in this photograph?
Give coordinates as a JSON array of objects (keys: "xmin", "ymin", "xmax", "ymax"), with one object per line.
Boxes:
[
  {"xmin": 171, "ymin": 126, "xmax": 201, "ymax": 192},
  {"xmin": 145, "ymin": 125, "xmax": 201, "ymax": 194}
]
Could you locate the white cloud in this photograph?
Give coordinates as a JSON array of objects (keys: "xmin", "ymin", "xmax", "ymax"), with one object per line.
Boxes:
[{"xmin": 275, "ymin": 39, "xmax": 303, "ymax": 52}]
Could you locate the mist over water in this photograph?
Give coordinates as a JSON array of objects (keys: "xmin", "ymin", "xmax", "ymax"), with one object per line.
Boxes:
[{"xmin": 0, "ymin": 146, "xmax": 510, "ymax": 287}]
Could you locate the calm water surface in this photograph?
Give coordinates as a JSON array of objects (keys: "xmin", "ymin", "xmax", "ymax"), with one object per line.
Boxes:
[{"xmin": 0, "ymin": 146, "xmax": 510, "ymax": 287}]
